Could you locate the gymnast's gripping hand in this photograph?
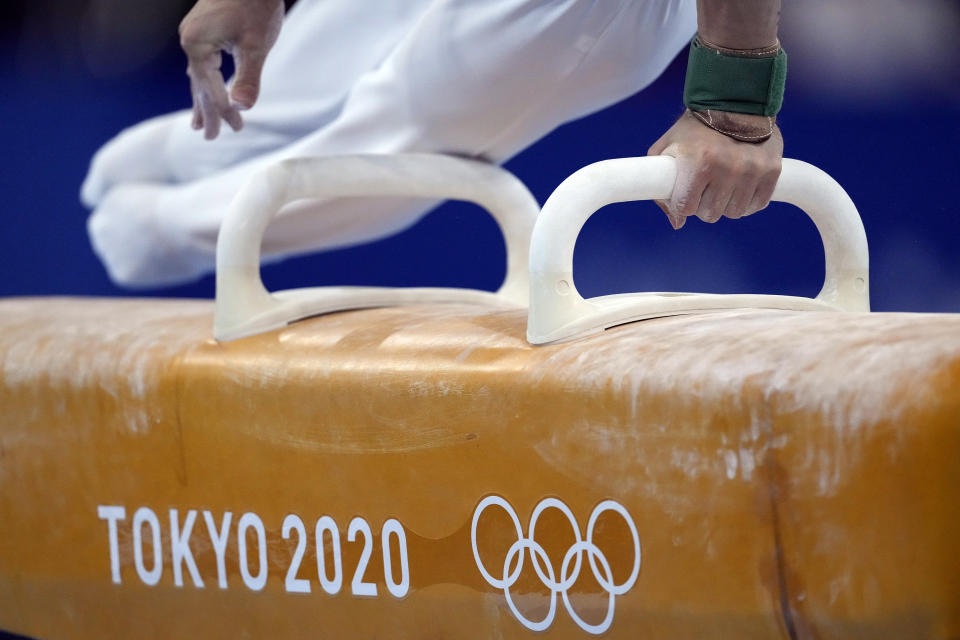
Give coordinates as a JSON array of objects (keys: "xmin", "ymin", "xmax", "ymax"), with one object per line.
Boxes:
[
  {"xmin": 180, "ymin": 0, "xmax": 284, "ymax": 140},
  {"xmin": 647, "ymin": 109, "xmax": 783, "ymax": 230}
]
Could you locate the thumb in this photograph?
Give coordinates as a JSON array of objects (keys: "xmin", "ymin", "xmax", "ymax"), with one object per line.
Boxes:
[
  {"xmin": 648, "ymin": 132, "xmax": 678, "ymax": 157},
  {"xmin": 654, "ymin": 200, "xmax": 685, "ymax": 231},
  {"xmin": 230, "ymin": 46, "xmax": 268, "ymax": 110},
  {"xmin": 651, "ymin": 142, "xmax": 684, "ymax": 230}
]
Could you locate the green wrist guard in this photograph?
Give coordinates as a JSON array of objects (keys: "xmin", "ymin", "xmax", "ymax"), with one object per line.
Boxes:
[{"xmin": 683, "ymin": 37, "xmax": 787, "ymax": 117}]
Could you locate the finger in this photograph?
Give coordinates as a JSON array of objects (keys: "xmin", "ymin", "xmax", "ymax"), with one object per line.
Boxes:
[
  {"xmin": 208, "ymin": 72, "xmax": 243, "ymax": 133},
  {"xmin": 648, "ymin": 137, "xmax": 667, "ymax": 157},
  {"xmin": 187, "ymin": 60, "xmax": 221, "ymax": 138},
  {"xmin": 192, "ymin": 102, "xmax": 203, "ymax": 131},
  {"xmin": 223, "ymin": 106, "xmax": 244, "ymax": 132},
  {"xmin": 188, "ymin": 49, "xmax": 240, "ymax": 139},
  {"xmin": 196, "ymin": 74, "xmax": 243, "ymax": 138},
  {"xmin": 199, "ymin": 68, "xmax": 230, "ymax": 139},
  {"xmin": 203, "ymin": 51, "xmax": 244, "ymax": 133},
  {"xmin": 655, "ymin": 199, "xmax": 685, "ymax": 230},
  {"xmin": 648, "ymin": 130, "xmax": 676, "ymax": 157},
  {"xmin": 669, "ymin": 159, "xmax": 709, "ymax": 220},
  {"xmin": 189, "ymin": 76, "xmax": 203, "ymax": 130},
  {"xmin": 198, "ymin": 88, "xmax": 221, "ymax": 140},
  {"xmin": 722, "ymin": 189, "xmax": 748, "ymax": 220},
  {"xmin": 230, "ymin": 46, "xmax": 268, "ymax": 110},
  {"xmin": 746, "ymin": 166, "xmax": 781, "ymax": 216},
  {"xmin": 724, "ymin": 176, "xmax": 760, "ymax": 220},
  {"xmin": 647, "ymin": 140, "xmax": 686, "ymax": 228},
  {"xmin": 697, "ymin": 182, "xmax": 733, "ymax": 223},
  {"xmin": 181, "ymin": 18, "xmax": 215, "ymax": 131}
]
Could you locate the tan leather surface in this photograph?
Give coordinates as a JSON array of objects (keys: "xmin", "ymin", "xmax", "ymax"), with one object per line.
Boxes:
[{"xmin": 0, "ymin": 297, "xmax": 957, "ymax": 639}]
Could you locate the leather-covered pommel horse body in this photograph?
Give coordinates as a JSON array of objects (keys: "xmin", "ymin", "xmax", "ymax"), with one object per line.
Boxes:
[{"xmin": 0, "ymin": 155, "xmax": 957, "ymax": 639}]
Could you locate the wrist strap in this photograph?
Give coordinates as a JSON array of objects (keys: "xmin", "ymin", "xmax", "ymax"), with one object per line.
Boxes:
[
  {"xmin": 689, "ymin": 109, "xmax": 774, "ymax": 143},
  {"xmin": 683, "ymin": 35, "xmax": 787, "ymax": 117}
]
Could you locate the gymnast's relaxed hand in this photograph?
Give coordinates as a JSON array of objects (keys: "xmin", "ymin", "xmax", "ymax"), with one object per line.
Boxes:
[
  {"xmin": 648, "ymin": 110, "xmax": 783, "ymax": 229},
  {"xmin": 179, "ymin": 0, "xmax": 285, "ymax": 140}
]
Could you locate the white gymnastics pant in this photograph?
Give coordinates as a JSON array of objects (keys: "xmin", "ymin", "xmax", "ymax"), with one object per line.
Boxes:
[{"xmin": 83, "ymin": 0, "xmax": 697, "ymax": 287}]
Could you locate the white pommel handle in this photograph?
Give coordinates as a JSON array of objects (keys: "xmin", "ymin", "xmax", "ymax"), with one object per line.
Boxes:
[
  {"xmin": 528, "ymin": 156, "xmax": 870, "ymax": 345},
  {"xmin": 215, "ymin": 153, "xmax": 539, "ymax": 341}
]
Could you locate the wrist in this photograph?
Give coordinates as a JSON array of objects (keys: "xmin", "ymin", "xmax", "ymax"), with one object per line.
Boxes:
[
  {"xmin": 696, "ymin": 34, "xmax": 780, "ymax": 58},
  {"xmin": 682, "ymin": 34, "xmax": 787, "ymax": 122}
]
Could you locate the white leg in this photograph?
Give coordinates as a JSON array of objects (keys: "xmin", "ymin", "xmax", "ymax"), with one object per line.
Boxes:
[{"xmin": 89, "ymin": 0, "xmax": 697, "ymax": 287}]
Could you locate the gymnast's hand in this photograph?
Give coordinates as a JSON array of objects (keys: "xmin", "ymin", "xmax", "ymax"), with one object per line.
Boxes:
[
  {"xmin": 179, "ymin": 0, "xmax": 285, "ymax": 140},
  {"xmin": 647, "ymin": 109, "xmax": 783, "ymax": 230}
]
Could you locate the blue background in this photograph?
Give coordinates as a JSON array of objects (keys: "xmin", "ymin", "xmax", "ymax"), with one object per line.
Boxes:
[{"xmin": 1, "ymin": 8, "xmax": 958, "ymax": 312}]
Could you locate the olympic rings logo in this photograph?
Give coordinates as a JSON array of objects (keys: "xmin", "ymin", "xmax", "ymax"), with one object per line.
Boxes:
[{"xmin": 470, "ymin": 495, "xmax": 641, "ymax": 635}]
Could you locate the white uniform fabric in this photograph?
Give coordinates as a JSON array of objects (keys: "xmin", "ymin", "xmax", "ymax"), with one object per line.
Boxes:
[{"xmin": 82, "ymin": 0, "xmax": 697, "ymax": 287}]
